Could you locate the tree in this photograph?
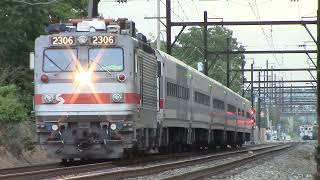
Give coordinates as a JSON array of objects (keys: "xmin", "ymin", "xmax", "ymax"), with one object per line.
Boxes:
[
  {"xmin": 0, "ymin": 85, "xmax": 28, "ymax": 123},
  {"xmin": 0, "ymin": 0, "xmax": 88, "ymax": 121},
  {"xmin": 166, "ymin": 27, "xmax": 245, "ymax": 93},
  {"xmin": 0, "ymin": 0, "xmax": 89, "ymax": 156}
]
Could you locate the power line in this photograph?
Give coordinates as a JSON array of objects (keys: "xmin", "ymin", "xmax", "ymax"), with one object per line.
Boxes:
[
  {"xmin": 177, "ymin": 0, "xmax": 190, "ymax": 22},
  {"xmin": 247, "ymin": 0, "xmax": 281, "ymax": 67}
]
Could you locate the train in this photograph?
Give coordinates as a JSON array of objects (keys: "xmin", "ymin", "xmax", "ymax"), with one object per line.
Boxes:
[
  {"xmin": 31, "ymin": 18, "xmax": 254, "ymax": 161},
  {"xmin": 299, "ymin": 124, "xmax": 318, "ymax": 140}
]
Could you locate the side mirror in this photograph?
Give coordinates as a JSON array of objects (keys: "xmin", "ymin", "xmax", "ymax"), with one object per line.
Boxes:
[
  {"xmin": 157, "ymin": 61, "xmax": 161, "ymax": 77},
  {"xmin": 29, "ymin": 52, "xmax": 34, "ymax": 70}
]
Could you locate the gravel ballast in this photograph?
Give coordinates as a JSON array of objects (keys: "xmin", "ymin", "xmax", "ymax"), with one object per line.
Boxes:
[{"xmin": 209, "ymin": 141, "xmax": 316, "ymax": 180}]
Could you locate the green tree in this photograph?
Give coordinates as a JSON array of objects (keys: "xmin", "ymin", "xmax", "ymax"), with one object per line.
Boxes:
[
  {"xmin": 0, "ymin": 0, "xmax": 88, "ymax": 66},
  {"xmin": 0, "ymin": 0, "xmax": 88, "ymax": 155},
  {"xmin": 173, "ymin": 27, "xmax": 245, "ymax": 92},
  {"xmin": 0, "ymin": 0, "xmax": 88, "ymax": 121}
]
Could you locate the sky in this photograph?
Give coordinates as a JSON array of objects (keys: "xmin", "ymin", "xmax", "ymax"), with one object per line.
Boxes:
[{"xmin": 98, "ymin": 0, "xmax": 317, "ymax": 87}]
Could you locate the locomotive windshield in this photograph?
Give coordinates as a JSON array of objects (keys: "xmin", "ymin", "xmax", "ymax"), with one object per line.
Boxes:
[
  {"xmin": 43, "ymin": 49, "xmax": 78, "ymax": 72},
  {"xmin": 89, "ymin": 48, "xmax": 123, "ymax": 72}
]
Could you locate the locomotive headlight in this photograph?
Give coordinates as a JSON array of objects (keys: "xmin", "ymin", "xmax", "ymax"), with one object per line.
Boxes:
[
  {"xmin": 112, "ymin": 93, "xmax": 123, "ymax": 103},
  {"xmin": 51, "ymin": 124, "xmax": 58, "ymax": 131},
  {"xmin": 75, "ymin": 71, "xmax": 92, "ymax": 86},
  {"xmin": 110, "ymin": 123, "xmax": 117, "ymax": 130},
  {"xmin": 43, "ymin": 94, "xmax": 55, "ymax": 104},
  {"xmin": 78, "ymin": 35, "xmax": 88, "ymax": 44}
]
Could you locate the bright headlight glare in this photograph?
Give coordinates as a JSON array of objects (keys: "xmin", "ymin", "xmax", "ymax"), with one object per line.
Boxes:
[
  {"xmin": 43, "ymin": 94, "xmax": 55, "ymax": 104},
  {"xmin": 110, "ymin": 123, "xmax": 117, "ymax": 130},
  {"xmin": 78, "ymin": 35, "xmax": 88, "ymax": 44},
  {"xmin": 75, "ymin": 71, "xmax": 92, "ymax": 86}
]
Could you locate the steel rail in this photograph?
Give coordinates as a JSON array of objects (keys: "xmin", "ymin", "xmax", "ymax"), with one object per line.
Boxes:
[
  {"xmin": 65, "ymin": 144, "xmax": 284, "ymax": 180},
  {"xmin": 0, "ymin": 161, "xmax": 117, "ymax": 180},
  {"xmin": 0, "ymin": 150, "xmax": 234, "ymax": 180},
  {"xmin": 163, "ymin": 144, "xmax": 296, "ymax": 180},
  {"xmin": 0, "ymin": 162, "xmax": 61, "ymax": 175}
]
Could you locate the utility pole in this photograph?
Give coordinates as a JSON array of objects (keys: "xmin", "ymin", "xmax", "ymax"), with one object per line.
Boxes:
[
  {"xmin": 290, "ymin": 84, "xmax": 293, "ymax": 123},
  {"xmin": 251, "ymin": 63, "xmax": 254, "ymax": 143},
  {"xmin": 316, "ymin": 0, "xmax": 320, "ymax": 177},
  {"xmin": 266, "ymin": 60, "xmax": 269, "ymax": 102},
  {"xmin": 263, "ymin": 68, "xmax": 266, "ymax": 103},
  {"xmin": 156, "ymin": 0, "xmax": 160, "ymax": 49},
  {"xmin": 203, "ymin": 11, "xmax": 208, "ymax": 76},
  {"xmin": 270, "ymin": 66, "xmax": 274, "ymax": 108},
  {"xmin": 251, "ymin": 63, "xmax": 254, "ymax": 108},
  {"xmin": 279, "ymin": 78, "xmax": 282, "ymax": 137},
  {"xmin": 88, "ymin": 0, "xmax": 100, "ymax": 18},
  {"xmin": 258, "ymin": 72, "xmax": 261, "ymax": 133},
  {"xmin": 166, "ymin": 0, "xmax": 171, "ymax": 55},
  {"xmin": 274, "ymin": 74, "xmax": 277, "ymax": 136},
  {"xmin": 242, "ymin": 60, "xmax": 245, "ymax": 97},
  {"xmin": 227, "ymin": 38, "xmax": 231, "ymax": 87}
]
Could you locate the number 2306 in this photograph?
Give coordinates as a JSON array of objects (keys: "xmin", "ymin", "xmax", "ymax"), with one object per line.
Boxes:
[
  {"xmin": 91, "ymin": 36, "xmax": 115, "ymax": 45},
  {"xmin": 51, "ymin": 36, "xmax": 75, "ymax": 45}
]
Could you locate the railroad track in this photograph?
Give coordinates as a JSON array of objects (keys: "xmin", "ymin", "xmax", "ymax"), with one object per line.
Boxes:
[
  {"xmin": 164, "ymin": 143, "xmax": 296, "ymax": 180},
  {"xmin": 0, "ymin": 143, "xmax": 285, "ymax": 180},
  {"xmin": 62, "ymin": 143, "xmax": 290, "ymax": 180},
  {"xmin": 0, "ymin": 163, "xmax": 61, "ymax": 176},
  {"xmin": 0, "ymin": 149, "xmax": 228, "ymax": 180}
]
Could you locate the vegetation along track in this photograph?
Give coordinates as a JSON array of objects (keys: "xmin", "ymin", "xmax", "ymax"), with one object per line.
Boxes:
[{"xmin": 62, "ymin": 143, "xmax": 291, "ymax": 180}]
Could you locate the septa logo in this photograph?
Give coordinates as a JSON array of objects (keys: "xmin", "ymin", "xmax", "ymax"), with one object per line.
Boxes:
[{"xmin": 55, "ymin": 94, "xmax": 65, "ymax": 104}]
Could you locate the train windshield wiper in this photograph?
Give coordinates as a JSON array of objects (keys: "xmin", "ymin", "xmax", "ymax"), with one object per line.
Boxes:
[
  {"xmin": 44, "ymin": 54, "xmax": 64, "ymax": 71},
  {"xmin": 90, "ymin": 61, "xmax": 112, "ymax": 75}
]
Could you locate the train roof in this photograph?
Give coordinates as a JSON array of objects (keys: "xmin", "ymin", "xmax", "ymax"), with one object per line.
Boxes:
[{"xmin": 156, "ymin": 50, "xmax": 250, "ymax": 104}]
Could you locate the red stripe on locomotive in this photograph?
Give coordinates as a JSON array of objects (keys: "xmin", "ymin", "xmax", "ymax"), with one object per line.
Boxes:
[{"xmin": 34, "ymin": 93, "xmax": 140, "ymax": 105}]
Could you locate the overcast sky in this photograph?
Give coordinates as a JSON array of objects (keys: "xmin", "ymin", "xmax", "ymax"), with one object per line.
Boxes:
[{"xmin": 99, "ymin": 0, "xmax": 317, "ymax": 87}]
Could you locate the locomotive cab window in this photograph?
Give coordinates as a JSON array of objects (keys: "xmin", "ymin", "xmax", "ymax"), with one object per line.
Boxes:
[
  {"xmin": 43, "ymin": 49, "xmax": 78, "ymax": 72},
  {"xmin": 89, "ymin": 48, "xmax": 124, "ymax": 72}
]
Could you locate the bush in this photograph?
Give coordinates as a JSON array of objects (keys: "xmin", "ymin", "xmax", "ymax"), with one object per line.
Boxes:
[
  {"xmin": 0, "ymin": 85, "xmax": 28, "ymax": 123},
  {"xmin": 0, "ymin": 85, "xmax": 35, "ymax": 157}
]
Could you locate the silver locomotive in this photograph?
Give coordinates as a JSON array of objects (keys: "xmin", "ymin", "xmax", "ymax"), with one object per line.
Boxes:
[{"xmin": 31, "ymin": 18, "xmax": 253, "ymax": 160}]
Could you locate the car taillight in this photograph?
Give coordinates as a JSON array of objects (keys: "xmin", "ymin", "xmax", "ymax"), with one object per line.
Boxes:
[
  {"xmin": 41, "ymin": 74, "xmax": 49, "ymax": 83},
  {"xmin": 117, "ymin": 73, "xmax": 126, "ymax": 82}
]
